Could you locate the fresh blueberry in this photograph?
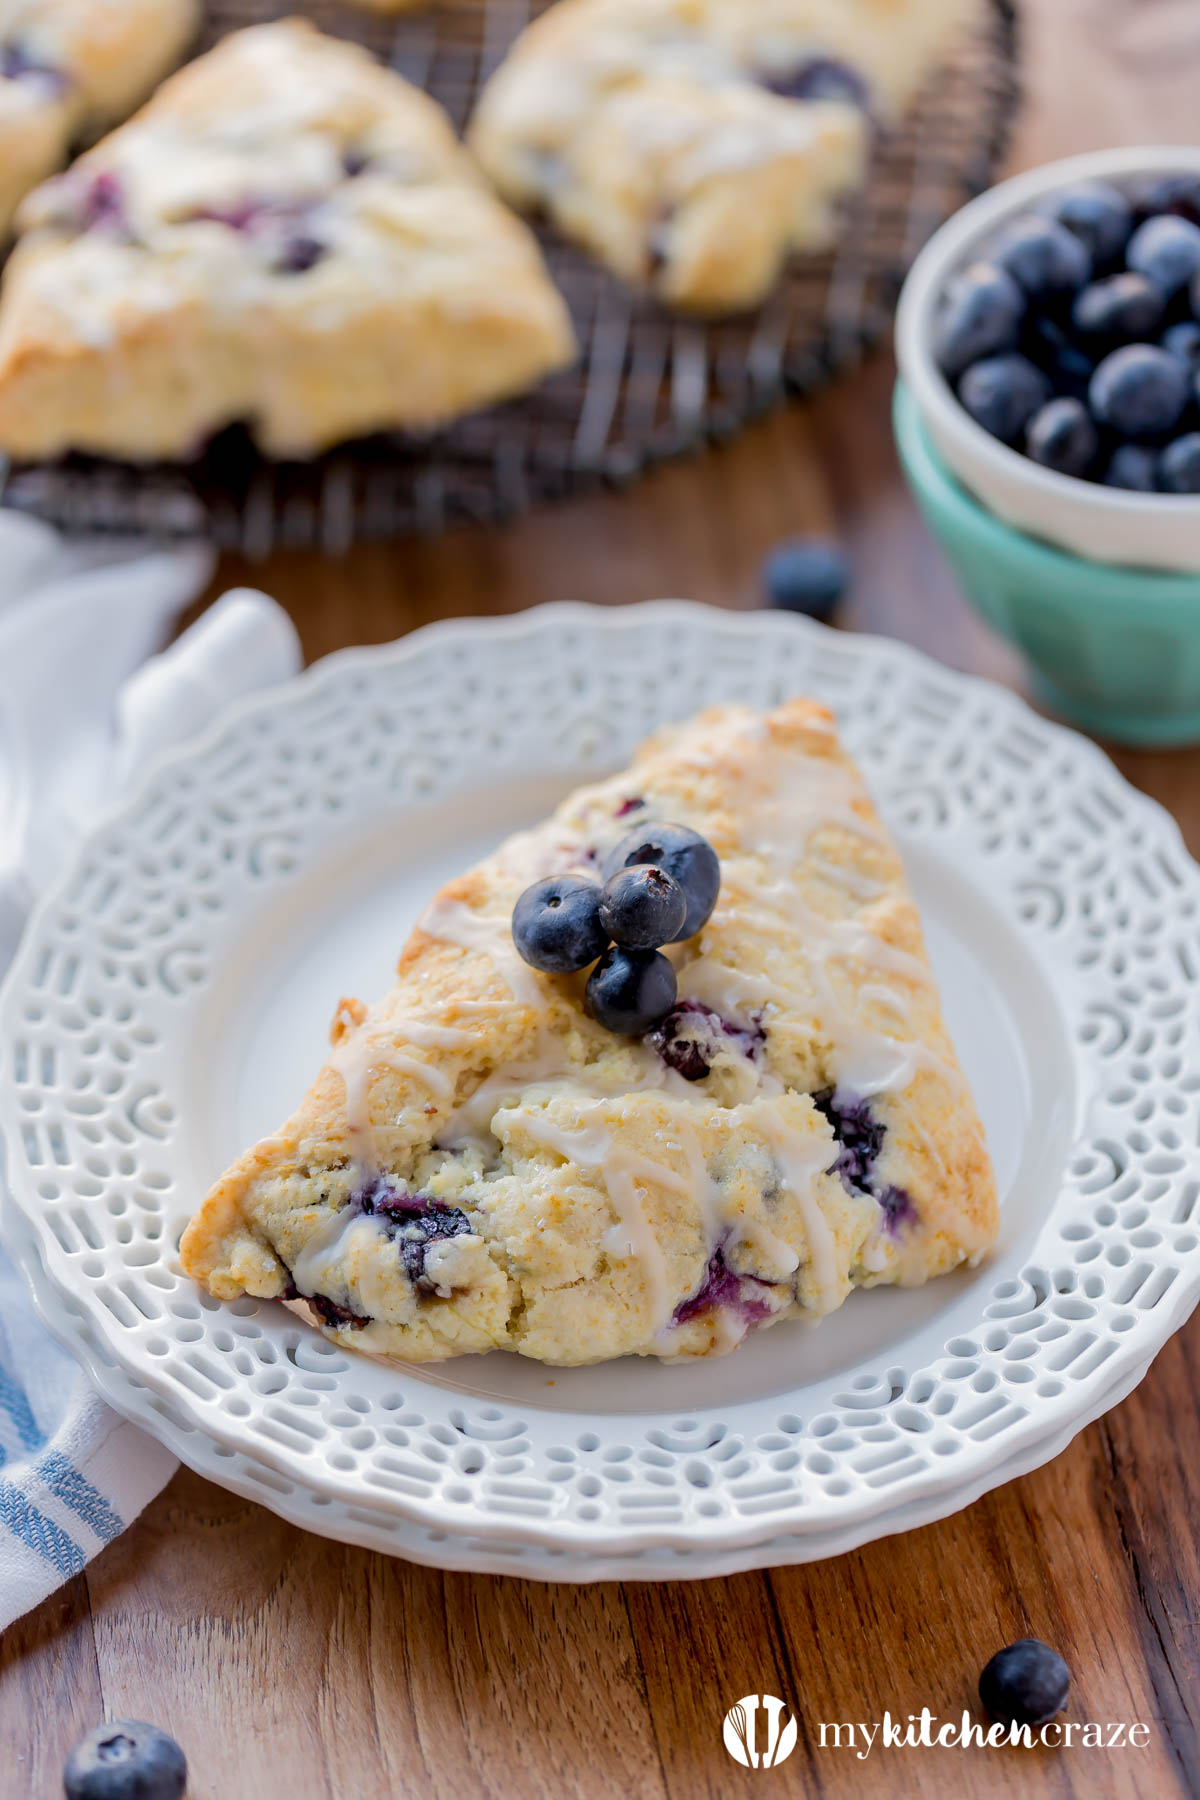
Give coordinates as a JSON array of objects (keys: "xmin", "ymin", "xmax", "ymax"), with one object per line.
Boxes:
[
  {"xmin": 957, "ymin": 354, "xmax": 1050, "ymax": 443},
  {"xmin": 1071, "ymin": 272, "xmax": 1164, "ymax": 346},
  {"xmin": 585, "ymin": 946, "xmax": 676, "ymax": 1036},
  {"xmin": 64, "ymin": 1721, "xmax": 187, "ymax": 1800},
  {"xmin": 1038, "ymin": 179, "xmax": 1132, "ymax": 266},
  {"xmin": 1020, "ymin": 312, "xmax": 1095, "ymax": 398},
  {"xmin": 1127, "ymin": 213, "xmax": 1200, "ymax": 298},
  {"xmin": 992, "ymin": 212, "xmax": 1091, "ymax": 301},
  {"xmin": 759, "ymin": 55, "xmax": 870, "ymax": 108},
  {"xmin": 978, "ymin": 1639, "xmax": 1070, "ymax": 1728},
  {"xmin": 603, "ymin": 822, "xmax": 720, "ymax": 941},
  {"xmin": 511, "ymin": 873, "xmax": 607, "ymax": 973},
  {"xmin": 1024, "ymin": 397, "xmax": 1098, "ymax": 478},
  {"xmin": 1102, "ymin": 443, "xmax": 1159, "ymax": 491},
  {"xmin": 1159, "ymin": 432, "xmax": 1200, "ymax": 493},
  {"xmin": 599, "ymin": 863, "xmax": 686, "ymax": 950},
  {"xmin": 932, "ymin": 261, "xmax": 1025, "ymax": 377},
  {"xmin": 1131, "ymin": 173, "xmax": 1200, "ymax": 227},
  {"xmin": 763, "ymin": 538, "xmax": 849, "ymax": 620},
  {"xmin": 1162, "ymin": 318, "xmax": 1200, "ymax": 371},
  {"xmin": 1089, "ymin": 343, "xmax": 1188, "ymax": 439}
]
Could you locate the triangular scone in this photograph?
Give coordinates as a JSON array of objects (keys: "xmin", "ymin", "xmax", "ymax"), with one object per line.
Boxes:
[
  {"xmin": 182, "ymin": 700, "xmax": 997, "ymax": 1366},
  {"xmin": 468, "ymin": 0, "xmax": 970, "ymax": 314},
  {"xmin": 0, "ymin": 0, "xmax": 198, "ymax": 238},
  {"xmin": 0, "ymin": 19, "xmax": 576, "ymax": 460}
]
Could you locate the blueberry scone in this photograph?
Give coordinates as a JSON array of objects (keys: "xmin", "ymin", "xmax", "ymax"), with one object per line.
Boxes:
[
  {"xmin": 182, "ymin": 699, "xmax": 997, "ymax": 1366},
  {"xmin": 0, "ymin": 19, "xmax": 576, "ymax": 460},
  {"xmin": 469, "ymin": 0, "xmax": 972, "ymax": 313},
  {"xmin": 0, "ymin": 0, "xmax": 197, "ymax": 238}
]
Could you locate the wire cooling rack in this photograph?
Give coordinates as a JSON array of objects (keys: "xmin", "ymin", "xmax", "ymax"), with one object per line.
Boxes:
[{"xmin": 0, "ymin": 0, "xmax": 1019, "ymax": 549}]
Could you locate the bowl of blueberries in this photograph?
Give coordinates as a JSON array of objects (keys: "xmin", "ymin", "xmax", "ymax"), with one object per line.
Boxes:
[{"xmin": 894, "ymin": 146, "xmax": 1200, "ymax": 746}]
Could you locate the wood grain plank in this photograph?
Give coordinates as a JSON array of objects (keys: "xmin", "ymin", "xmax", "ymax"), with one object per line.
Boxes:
[
  {"xmin": 0, "ymin": 1576, "xmax": 102, "ymax": 1797},
  {"xmin": 79, "ymin": 1468, "xmax": 667, "ymax": 1800}
]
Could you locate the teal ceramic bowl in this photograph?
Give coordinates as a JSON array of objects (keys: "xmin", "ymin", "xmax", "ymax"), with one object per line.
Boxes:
[{"xmin": 894, "ymin": 381, "xmax": 1200, "ymax": 747}]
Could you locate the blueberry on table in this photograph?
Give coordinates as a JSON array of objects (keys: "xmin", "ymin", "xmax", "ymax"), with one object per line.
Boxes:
[
  {"xmin": 978, "ymin": 1639, "xmax": 1070, "ymax": 1728},
  {"xmin": 1071, "ymin": 272, "xmax": 1164, "ymax": 346},
  {"xmin": 1089, "ymin": 343, "xmax": 1188, "ymax": 439},
  {"xmin": 1126, "ymin": 213, "xmax": 1200, "ymax": 298},
  {"xmin": 64, "ymin": 1721, "xmax": 187, "ymax": 1800},
  {"xmin": 992, "ymin": 212, "xmax": 1091, "ymax": 301},
  {"xmin": 1024, "ymin": 397, "xmax": 1098, "ymax": 478},
  {"xmin": 763, "ymin": 538, "xmax": 848, "ymax": 620},
  {"xmin": 1162, "ymin": 319, "xmax": 1200, "ymax": 371},
  {"xmin": 1103, "ymin": 443, "xmax": 1159, "ymax": 490},
  {"xmin": 1038, "ymin": 178, "xmax": 1132, "ymax": 266},
  {"xmin": 599, "ymin": 863, "xmax": 687, "ymax": 950},
  {"xmin": 1159, "ymin": 432, "xmax": 1200, "ymax": 493},
  {"xmin": 932, "ymin": 261, "xmax": 1024, "ymax": 378},
  {"xmin": 585, "ymin": 945, "xmax": 677, "ymax": 1036},
  {"xmin": 957, "ymin": 353, "xmax": 1050, "ymax": 444},
  {"xmin": 603, "ymin": 822, "xmax": 720, "ymax": 940},
  {"xmin": 512, "ymin": 874, "xmax": 608, "ymax": 972}
]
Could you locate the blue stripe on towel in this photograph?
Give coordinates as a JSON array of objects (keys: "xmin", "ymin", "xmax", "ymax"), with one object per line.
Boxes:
[
  {"xmin": 37, "ymin": 1452, "xmax": 123, "ymax": 1542},
  {"xmin": 0, "ymin": 1480, "xmax": 84, "ymax": 1576},
  {"xmin": 0, "ymin": 1366, "xmax": 44, "ymax": 1455}
]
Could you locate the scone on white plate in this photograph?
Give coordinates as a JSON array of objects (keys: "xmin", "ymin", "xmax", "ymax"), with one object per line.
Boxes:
[
  {"xmin": 181, "ymin": 699, "xmax": 998, "ymax": 1368},
  {"xmin": 0, "ymin": 0, "xmax": 198, "ymax": 238},
  {"xmin": 469, "ymin": 0, "xmax": 973, "ymax": 314},
  {"xmin": 0, "ymin": 18, "xmax": 576, "ymax": 461}
]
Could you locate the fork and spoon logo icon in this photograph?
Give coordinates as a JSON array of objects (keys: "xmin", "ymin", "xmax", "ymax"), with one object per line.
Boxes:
[{"xmin": 722, "ymin": 1694, "xmax": 798, "ymax": 1768}]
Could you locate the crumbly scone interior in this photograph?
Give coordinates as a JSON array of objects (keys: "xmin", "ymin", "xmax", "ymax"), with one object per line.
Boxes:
[{"xmin": 181, "ymin": 699, "xmax": 997, "ymax": 1367}]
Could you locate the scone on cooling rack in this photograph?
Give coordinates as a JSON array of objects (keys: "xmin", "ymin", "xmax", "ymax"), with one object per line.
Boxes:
[
  {"xmin": 0, "ymin": 0, "xmax": 198, "ymax": 238},
  {"xmin": 0, "ymin": 18, "xmax": 576, "ymax": 461},
  {"xmin": 469, "ymin": 0, "xmax": 973, "ymax": 314},
  {"xmin": 181, "ymin": 699, "xmax": 997, "ymax": 1367}
]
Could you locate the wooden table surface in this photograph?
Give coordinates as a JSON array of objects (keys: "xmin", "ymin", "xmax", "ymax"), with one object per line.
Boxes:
[{"xmin": 5, "ymin": 3, "xmax": 1200, "ymax": 1795}]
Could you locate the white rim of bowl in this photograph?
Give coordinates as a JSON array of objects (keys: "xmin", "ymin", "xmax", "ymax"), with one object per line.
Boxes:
[{"xmin": 896, "ymin": 144, "xmax": 1200, "ymax": 515}]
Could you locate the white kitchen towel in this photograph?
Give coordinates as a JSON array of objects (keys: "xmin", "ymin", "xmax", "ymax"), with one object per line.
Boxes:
[{"xmin": 0, "ymin": 510, "xmax": 303, "ymax": 1628}]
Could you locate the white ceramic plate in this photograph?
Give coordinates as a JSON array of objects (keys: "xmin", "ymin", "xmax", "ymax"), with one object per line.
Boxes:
[
  {"xmin": 4, "ymin": 1192, "xmax": 1154, "ymax": 1580},
  {"xmin": 3, "ymin": 603, "xmax": 1199, "ymax": 1577}
]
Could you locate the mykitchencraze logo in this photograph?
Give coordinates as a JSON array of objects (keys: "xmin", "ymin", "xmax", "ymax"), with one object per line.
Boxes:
[
  {"xmin": 722, "ymin": 1701, "xmax": 1154, "ymax": 1766},
  {"xmin": 722, "ymin": 1696, "xmax": 798, "ymax": 1768},
  {"xmin": 817, "ymin": 1711, "xmax": 1153, "ymax": 1756}
]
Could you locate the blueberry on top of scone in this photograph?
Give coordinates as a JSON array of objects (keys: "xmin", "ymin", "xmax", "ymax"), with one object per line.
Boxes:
[{"xmin": 511, "ymin": 820, "xmax": 720, "ymax": 1036}]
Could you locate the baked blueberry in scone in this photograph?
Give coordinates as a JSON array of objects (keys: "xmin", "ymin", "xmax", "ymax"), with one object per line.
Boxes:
[
  {"xmin": 0, "ymin": 19, "xmax": 576, "ymax": 460},
  {"xmin": 0, "ymin": 0, "xmax": 198, "ymax": 238},
  {"xmin": 469, "ymin": 0, "xmax": 973, "ymax": 314},
  {"xmin": 181, "ymin": 700, "xmax": 997, "ymax": 1366}
]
